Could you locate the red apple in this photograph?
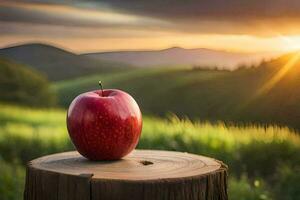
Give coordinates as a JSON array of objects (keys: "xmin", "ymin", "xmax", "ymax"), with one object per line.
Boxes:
[{"xmin": 67, "ymin": 86, "xmax": 142, "ymax": 160}]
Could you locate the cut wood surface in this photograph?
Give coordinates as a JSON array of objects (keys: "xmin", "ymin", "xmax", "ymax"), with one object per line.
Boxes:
[{"xmin": 24, "ymin": 150, "xmax": 228, "ymax": 200}]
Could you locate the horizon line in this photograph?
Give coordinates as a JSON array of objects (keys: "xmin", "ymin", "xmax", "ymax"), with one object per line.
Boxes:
[{"xmin": 0, "ymin": 41, "xmax": 286, "ymax": 55}]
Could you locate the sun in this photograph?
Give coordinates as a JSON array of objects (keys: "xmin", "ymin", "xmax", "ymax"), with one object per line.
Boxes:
[{"xmin": 279, "ymin": 35, "xmax": 300, "ymax": 52}]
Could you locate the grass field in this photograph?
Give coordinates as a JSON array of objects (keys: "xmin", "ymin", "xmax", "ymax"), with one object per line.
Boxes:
[{"xmin": 1, "ymin": 103, "xmax": 300, "ymax": 200}]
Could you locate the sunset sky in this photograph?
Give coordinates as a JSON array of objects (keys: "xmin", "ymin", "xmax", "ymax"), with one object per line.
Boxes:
[{"xmin": 2, "ymin": 0, "xmax": 300, "ymax": 53}]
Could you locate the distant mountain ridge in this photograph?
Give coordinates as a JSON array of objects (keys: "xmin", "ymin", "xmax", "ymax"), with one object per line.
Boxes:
[
  {"xmin": 0, "ymin": 43, "xmax": 128, "ymax": 81},
  {"xmin": 0, "ymin": 43, "xmax": 281, "ymax": 81},
  {"xmin": 84, "ymin": 46, "xmax": 280, "ymax": 69}
]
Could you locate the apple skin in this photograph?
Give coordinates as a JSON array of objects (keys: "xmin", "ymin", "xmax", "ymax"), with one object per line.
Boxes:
[{"xmin": 67, "ymin": 89, "xmax": 142, "ymax": 160}]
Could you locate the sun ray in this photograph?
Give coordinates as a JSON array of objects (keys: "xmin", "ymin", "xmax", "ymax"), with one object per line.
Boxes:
[
  {"xmin": 236, "ymin": 51, "xmax": 300, "ymax": 112},
  {"xmin": 254, "ymin": 51, "xmax": 300, "ymax": 97}
]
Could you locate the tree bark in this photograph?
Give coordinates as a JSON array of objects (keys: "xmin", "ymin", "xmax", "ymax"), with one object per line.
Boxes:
[{"xmin": 24, "ymin": 150, "xmax": 228, "ymax": 200}]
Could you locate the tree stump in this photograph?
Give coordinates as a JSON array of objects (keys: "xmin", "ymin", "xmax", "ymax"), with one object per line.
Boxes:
[{"xmin": 24, "ymin": 150, "xmax": 228, "ymax": 200}]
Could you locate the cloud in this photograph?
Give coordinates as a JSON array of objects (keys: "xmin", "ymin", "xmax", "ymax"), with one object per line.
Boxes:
[
  {"xmin": 2, "ymin": 0, "xmax": 300, "ymax": 36},
  {"xmin": 93, "ymin": 0, "xmax": 300, "ymax": 21},
  {"xmin": 88, "ymin": 0, "xmax": 300, "ymax": 36},
  {"xmin": 0, "ymin": 1, "xmax": 169, "ymax": 29},
  {"xmin": 0, "ymin": 21, "xmax": 171, "ymax": 39}
]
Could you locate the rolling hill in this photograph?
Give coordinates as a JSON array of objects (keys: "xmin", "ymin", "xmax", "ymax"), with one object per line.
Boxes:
[
  {"xmin": 0, "ymin": 43, "xmax": 130, "ymax": 81},
  {"xmin": 0, "ymin": 58, "xmax": 56, "ymax": 106},
  {"xmin": 0, "ymin": 43, "xmax": 280, "ymax": 81},
  {"xmin": 54, "ymin": 52, "xmax": 300, "ymax": 130},
  {"xmin": 84, "ymin": 47, "xmax": 279, "ymax": 69}
]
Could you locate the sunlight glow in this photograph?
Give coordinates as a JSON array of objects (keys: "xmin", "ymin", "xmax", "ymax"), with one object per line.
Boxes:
[
  {"xmin": 255, "ymin": 52, "xmax": 300, "ymax": 97},
  {"xmin": 236, "ymin": 51, "xmax": 300, "ymax": 112},
  {"xmin": 278, "ymin": 35, "xmax": 300, "ymax": 52}
]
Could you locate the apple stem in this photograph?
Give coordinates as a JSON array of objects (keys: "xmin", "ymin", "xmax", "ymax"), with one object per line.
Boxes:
[{"xmin": 98, "ymin": 81, "xmax": 103, "ymax": 96}]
